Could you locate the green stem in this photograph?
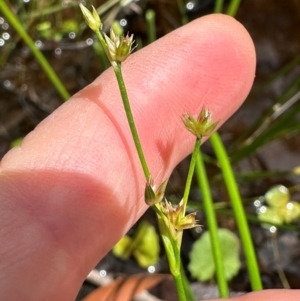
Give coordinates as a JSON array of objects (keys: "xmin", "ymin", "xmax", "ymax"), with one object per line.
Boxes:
[
  {"xmin": 145, "ymin": 9, "xmax": 156, "ymax": 44},
  {"xmin": 226, "ymin": 0, "xmax": 242, "ymax": 17},
  {"xmin": 173, "ymin": 271, "xmax": 187, "ymax": 301},
  {"xmin": 0, "ymin": 1, "xmax": 70, "ymax": 101},
  {"xmin": 180, "ymin": 264, "xmax": 196, "ymax": 301},
  {"xmin": 112, "ymin": 63, "xmax": 151, "ymax": 180},
  {"xmin": 176, "ymin": 0, "xmax": 188, "ymax": 25},
  {"xmin": 172, "ymin": 247, "xmax": 187, "ymax": 301},
  {"xmin": 155, "ymin": 210, "xmax": 187, "ymax": 301},
  {"xmin": 195, "ymin": 150, "xmax": 229, "ymax": 298},
  {"xmin": 182, "ymin": 137, "xmax": 201, "ymax": 211},
  {"xmin": 95, "ymin": 30, "xmax": 110, "ymax": 58},
  {"xmin": 214, "ymin": 0, "xmax": 224, "ymax": 13},
  {"xmin": 210, "ymin": 132, "xmax": 263, "ymax": 291},
  {"xmin": 94, "ymin": 30, "xmax": 150, "ymax": 180}
]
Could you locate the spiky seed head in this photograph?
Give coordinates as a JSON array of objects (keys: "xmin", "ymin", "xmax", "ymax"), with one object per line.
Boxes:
[{"xmin": 79, "ymin": 4, "xmax": 102, "ymax": 32}]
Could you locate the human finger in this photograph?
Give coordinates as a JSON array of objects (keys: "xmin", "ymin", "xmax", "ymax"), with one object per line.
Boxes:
[{"xmin": 0, "ymin": 14, "xmax": 255, "ymax": 301}]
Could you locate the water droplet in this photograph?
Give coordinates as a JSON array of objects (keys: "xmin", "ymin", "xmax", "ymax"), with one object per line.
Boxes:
[
  {"xmin": 195, "ymin": 226, "xmax": 202, "ymax": 233},
  {"xmin": 273, "ymin": 104, "xmax": 280, "ymax": 111},
  {"xmin": 258, "ymin": 206, "xmax": 267, "ymax": 214},
  {"xmin": 86, "ymin": 38, "xmax": 93, "ymax": 45},
  {"xmin": 278, "ymin": 185, "xmax": 288, "ymax": 194},
  {"xmin": 147, "ymin": 265, "xmax": 155, "ymax": 273},
  {"xmin": 186, "ymin": 2, "xmax": 194, "ymax": 10},
  {"xmin": 55, "ymin": 48, "xmax": 62, "ymax": 56},
  {"xmin": 2, "ymin": 23, "xmax": 9, "ymax": 30},
  {"xmin": 0, "ymin": 17, "xmax": 4, "ymax": 25},
  {"xmin": 254, "ymin": 199, "xmax": 262, "ymax": 208},
  {"xmin": 99, "ymin": 269, "xmax": 106, "ymax": 277},
  {"xmin": 4, "ymin": 80, "xmax": 11, "ymax": 88},
  {"xmin": 35, "ymin": 40, "xmax": 43, "ymax": 48},
  {"xmin": 269, "ymin": 226, "xmax": 277, "ymax": 233},
  {"xmin": 21, "ymin": 84, "xmax": 28, "ymax": 91},
  {"xmin": 68, "ymin": 32, "xmax": 76, "ymax": 39},
  {"xmin": 23, "ymin": 0, "xmax": 30, "ymax": 3},
  {"xmin": 120, "ymin": 19, "xmax": 127, "ymax": 27},
  {"xmin": 0, "ymin": 39, "xmax": 5, "ymax": 47},
  {"xmin": 2, "ymin": 32, "xmax": 10, "ymax": 40},
  {"xmin": 286, "ymin": 202, "xmax": 293, "ymax": 210}
]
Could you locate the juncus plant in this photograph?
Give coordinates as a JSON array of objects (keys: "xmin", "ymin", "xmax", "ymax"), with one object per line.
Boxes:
[{"xmin": 80, "ymin": 5, "xmax": 218, "ymax": 301}]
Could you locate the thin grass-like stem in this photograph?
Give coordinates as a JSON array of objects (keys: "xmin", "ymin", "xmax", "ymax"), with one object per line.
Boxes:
[
  {"xmin": 94, "ymin": 28, "xmax": 150, "ymax": 180},
  {"xmin": 180, "ymin": 264, "xmax": 196, "ymax": 301},
  {"xmin": 113, "ymin": 63, "xmax": 151, "ymax": 180},
  {"xmin": 227, "ymin": 0, "xmax": 242, "ymax": 16},
  {"xmin": 155, "ymin": 211, "xmax": 187, "ymax": 301},
  {"xmin": 145, "ymin": 9, "xmax": 156, "ymax": 44},
  {"xmin": 182, "ymin": 137, "xmax": 201, "ymax": 211},
  {"xmin": 195, "ymin": 150, "xmax": 229, "ymax": 298},
  {"xmin": 214, "ymin": 0, "xmax": 224, "ymax": 13},
  {"xmin": 0, "ymin": 1, "xmax": 70, "ymax": 101},
  {"xmin": 172, "ymin": 247, "xmax": 187, "ymax": 301},
  {"xmin": 173, "ymin": 271, "xmax": 187, "ymax": 301},
  {"xmin": 210, "ymin": 132, "xmax": 263, "ymax": 291},
  {"xmin": 176, "ymin": 0, "xmax": 188, "ymax": 25}
]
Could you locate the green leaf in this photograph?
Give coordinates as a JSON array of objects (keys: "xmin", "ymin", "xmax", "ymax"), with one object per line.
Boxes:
[
  {"xmin": 265, "ymin": 185, "xmax": 289, "ymax": 207},
  {"xmin": 10, "ymin": 137, "xmax": 23, "ymax": 148},
  {"xmin": 133, "ymin": 223, "xmax": 160, "ymax": 268},
  {"xmin": 112, "ymin": 235, "xmax": 133, "ymax": 260},
  {"xmin": 188, "ymin": 229, "xmax": 241, "ymax": 282},
  {"xmin": 111, "ymin": 20, "xmax": 124, "ymax": 36},
  {"xmin": 36, "ymin": 21, "xmax": 52, "ymax": 32},
  {"xmin": 61, "ymin": 19, "xmax": 79, "ymax": 34},
  {"xmin": 285, "ymin": 201, "xmax": 300, "ymax": 223},
  {"xmin": 258, "ymin": 207, "xmax": 283, "ymax": 225},
  {"xmin": 112, "ymin": 221, "xmax": 160, "ymax": 268},
  {"xmin": 259, "ymin": 185, "xmax": 300, "ymax": 225}
]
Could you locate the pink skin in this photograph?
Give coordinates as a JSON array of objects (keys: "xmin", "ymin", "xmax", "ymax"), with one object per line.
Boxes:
[{"xmin": 0, "ymin": 13, "xmax": 298, "ymax": 301}]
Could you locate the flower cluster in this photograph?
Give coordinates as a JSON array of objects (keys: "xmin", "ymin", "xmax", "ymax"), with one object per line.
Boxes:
[
  {"xmin": 162, "ymin": 200, "xmax": 198, "ymax": 234},
  {"xmin": 182, "ymin": 107, "xmax": 219, "ymax": 138},
  {"xmin": 145, "ymin": 178, "xmax": 199, "ymax": 242},
  {"xmin": 104, "ymin": 29, "xmax": 135, "ymax": 63},
  {"xmin": 145, "ymin": 177, "xmax": 168, "ymax": 206},
  {"xmin": 79, "ymin": 4, "xmax": 101, "ymax": 32},
  {"xmin": 79, "ymin": 4, "xmax": 135, "ymax": 63}
]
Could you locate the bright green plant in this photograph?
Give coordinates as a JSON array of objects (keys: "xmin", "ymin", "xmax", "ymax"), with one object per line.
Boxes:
[
  {"xmin": 79, "ymin": 2, "xmax": 264, "ymax": 299},
  {"xmin": 36, "ymin": 19, "xmax": 80, "ymax": 41},
  {"xmin": 255, "ymin": 184, "xmax": 300, "ymax": 289},
  {"xmin": 79, "ymin": 5, "xmax": 220, "ymax": 300},
  {"xmin": 112, "ymin": 221, "xmax": 160, "ymax": 268},
  {"xmin": 258, "ymin": 185, "xmax": 300, "ymax": 226},
  {"xmin": 189, "ymin": 229, "xmax": 241, "ymax": 282}
]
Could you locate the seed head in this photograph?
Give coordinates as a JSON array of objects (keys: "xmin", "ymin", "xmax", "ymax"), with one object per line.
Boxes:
[
  {"xmin": 79, "ymin": 4, "xmax": 102, "ymax": 32},
  {"xmin": 104, "ymin": 28, "xmax": 135, "ymax": 63},
  {"xmin": 182, "ymin": 107, "xmax": 219, "ymax": 138},
  {"xmin": 162, "ymin": 200, "xmax": 199, "ymax": 233},
  {"xmin": 145, "ymin": 177, "xmax": 168, "ymax": 206}
]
